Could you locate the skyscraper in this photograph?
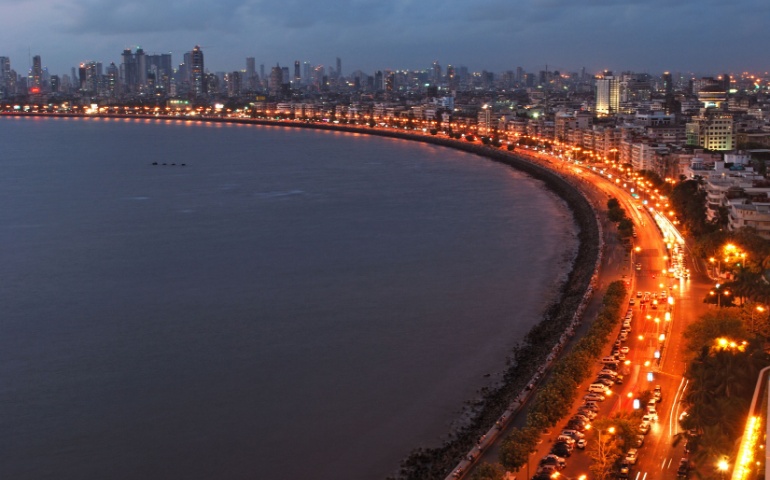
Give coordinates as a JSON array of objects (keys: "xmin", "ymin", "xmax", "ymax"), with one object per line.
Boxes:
[
  {"xmin": 30, "ymin": 55, "xmax": 43, "ymax": 92},
  {"xmin": 294, "ymin": 61, "xmax": 301, "ymax": 85},
  {"xmin": 190, "ymin": 45, "xmax": 205, "ymax": 98},
  {"xmin": 246, "ymin": 57, "xmax": 257, "ymax": 90},
  {"xmin": 0, "ymin": 56, "xmax": 11, "ymax": 98},
  {"xmin": 662, "ymin": 71, "xmax": 673, "ymax": 96},
  {"xmin": 595, "ymin": 71, "xmax": 619, "ymax": 115}
]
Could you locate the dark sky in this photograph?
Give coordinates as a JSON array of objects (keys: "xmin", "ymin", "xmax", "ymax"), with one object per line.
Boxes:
[{"xmin": 2, "ymin": 0, "xmax": 769, "ymax": 77}]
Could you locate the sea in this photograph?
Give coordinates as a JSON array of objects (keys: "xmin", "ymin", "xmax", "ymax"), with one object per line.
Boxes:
[{"xmin": 0, "ymin": 116, "xmax": 577, "ymax": 480}]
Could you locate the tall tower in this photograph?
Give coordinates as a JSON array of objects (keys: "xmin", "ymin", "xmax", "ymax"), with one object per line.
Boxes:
[
  {"xmin": 190, "ymin": 45, "xmax": 205, "ymax": 98},
  {"xmin": 595, "ymin": 71, "xmax": 619, "ymax": 115},
  {"xmin": 30, "ymin": 55, "xmax": 43, "ymax": 92},
  {"xmin": 0, "ymin": 56, "xmax": 10, "ymax": 98},
  {"xmin": 246, "ymin": 57, "xmax": 256, "ymax": 90},
  {"xmin": 294, "ymin": 60, "xmax": 301, "ymax": 85}
]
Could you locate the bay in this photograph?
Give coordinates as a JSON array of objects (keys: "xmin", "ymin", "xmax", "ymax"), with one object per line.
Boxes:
[{"xmin": 0, "ymin": 116, "xmax": 577, "ymax": 479}]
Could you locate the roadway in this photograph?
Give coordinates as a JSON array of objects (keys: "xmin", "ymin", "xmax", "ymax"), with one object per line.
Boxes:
[{"xmin": 492, "ymin": 150, "xmax": 716, "ymax": 480}]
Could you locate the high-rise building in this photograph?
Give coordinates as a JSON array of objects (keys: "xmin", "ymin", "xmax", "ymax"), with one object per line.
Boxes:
[
  {"xmin": 78, "ymin": 61, "xmax": 99, "ymax": 94},
  {"xmin": 0, "ymin": 56, "xmax": 11, "ymax": 98},
  {"xmin": 226, "ymin": 71, "xmax": 242, "ymax": 97},
  {"xmin": 294, "ymin": 61, "xmax": 301, "ymax": 85},
  {"xmin": 106, "ymin": 62, "xmax": 119, "ymax": 97},
  {"xmin": 432, "ymin": 61, "xmax": 441, "ymax": 85},
  {"xmin": 302, "ymin": 62, "xmax": 310, "ymax": 86},
  {"xmin": 50, "ymin": 75, "xmax": 60, "ymax": 93},
  {"xmin": 595, "ymin": 71, "xmax": 620, "ymax": 115},
  {"xmin": 190, "ymin": 45, "xmax": 205, "ymax": 98},
  {"xmin": 662, "ymin": 71, "xmax": 673, "ymax": 96},
  {"xmin": 269, "ymin": 64, "xmax": 283, "ymax": 95},
  {"xmin": 686, "ymin": 110, "xmax": 734, "ymax": 151},
  {"xmin": 246, "ymin": 57, "xmax": 257, "ymax": 90},
  {"xmin": 30, "ymin": 55, "xmax": 43, "ymax": 93},
  {"xmin": 146, "ymin": 53, "xmax": 172, "ymax": 93}
]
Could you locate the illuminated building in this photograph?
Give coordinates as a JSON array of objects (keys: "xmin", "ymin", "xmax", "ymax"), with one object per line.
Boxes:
[
  {"xmin": 595, "ymin": 71, "xmax": 620, "ymax": 115},
  {"xmin": 190, "ymin": 45, "xmax": 206, "ymax": 98}
]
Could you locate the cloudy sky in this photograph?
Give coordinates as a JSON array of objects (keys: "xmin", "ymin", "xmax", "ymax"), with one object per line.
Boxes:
[{"xmin": 1, "ymin": 0, "xmax": 768, "ymax": 77}]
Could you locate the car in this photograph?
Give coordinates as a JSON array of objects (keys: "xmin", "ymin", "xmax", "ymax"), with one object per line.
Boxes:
[
  {"xmin": 661, "ymin": 290, "xmax": 667, "ymax": 298},
  {"xmin": 653, "ymin": 385, "xmax": 662, "ymax": 402},
  {"xmin": 620, "ymin": 346, "xmax": 629, "ymax": 354},
  {"xmin": 635, "ymin": 263, "xmax": 641, "ymax": 270},
  {"xmin": 635, "ymin": 435, "xmax": 645, "ymax": 447},
  {"xmin": 596, "ymin": 379, "xmax": 615, "ymax": 389},
  {"xmin": 539, "ymin": 454, "xmax": 566, "ymax": 469},
  {"xmin": 531, "ymin": 474, "xmax": 553, "ymax": 480},
  {"xmin": 599, "ymin": 369, "xmax": 617, "ymax": 377},
  {"xmin": 625, "ymin": 448, "xmax": 638, "ymax": 465},
  {"xmin": 581, "ymin": 402, "xmax": 600, "ymax": 412},
  {"xmin": 584, "ymin": 393, "xmax": 605, "ymax": 402},
  {"xmin": 551, "ymin": 443, "xmax": 572, "ymax": 458},
  {"xmin": 619, "ymin": 332, "xmax": 629, "ymax": 341},
  {"xmin": 639, "ymin": 422, "xmax": 650, "ymax": 434},
  {"xmin": 576, "ymin": 438, "xmax": 587, "ymax": 449},
  {"xmin": 622, "ymin": 320, "xmax": 632, "ymax": 328},
  {"xmin": 557, "ymin": 435, "xmax": 576, "ymax": 446},
  {"xmin": 614, "ymin": 374, "xmax": 624, "ymax": 384},
  {"xmin": 566, "ymin": 420, "xmax": 587, "ymax": 432},
  {"xmin": 571, "ymin": 413, "xmax": 591, "ymax": 422},
  {"xmin": 588, "ymin": 383, "xmax": 609, "ymax": 394},
  {"xmin": 643, "ymin": 412, "xmax": 657, "ymax": 422},
  {"xmin": 629, "ymin": 299, "xmax": 635, "ymax": 305},
  {"xmin": 577, "ymin": 408, "xmax": 597, "ymax": 420},
  {"xmin": 651, "ymin": 301, "xmax": 658, "ymax": 310},
  {"xmin": 537, "ymin": 464, "xmax": 559, "ymax": 475},
  {"xmin": 677, "ymin": 458, "xmax": 690, "ymax": 476},
  {"xmin": 636, "ymin": 291, "xmax": 642, "ymax": 298},
  {"xmin": 616, "ymin": 460, "xmax": 631, "ymax": 479},
  {"xmin": 561, "ymin": 429, "xmax": 585, "ymax": 440}
]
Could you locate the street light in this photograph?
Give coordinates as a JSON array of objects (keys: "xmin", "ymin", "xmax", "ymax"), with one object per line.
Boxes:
[
  {"xmin": 751, "ymin": 305, "xmax": 766, "ymax": 334},
  {"xmin": 718, "ymin": 458, "xmax": 729, "ymax": 479}
]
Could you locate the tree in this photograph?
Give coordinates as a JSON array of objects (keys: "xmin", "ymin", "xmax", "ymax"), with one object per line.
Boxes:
[
  {"xmin": 499, "ymin": 426, "xmax": 539, "ymax": 471},
  {"xmin": 588, "ymin": 422, "xmax": 622, "ymax": 480},
  {"xmin": 683, "ymin": 310, "xmax": 746, "ymax": 356},
  {"xmin": 469, "ymin": 462, "xmax": 505, "ymax": 480}
]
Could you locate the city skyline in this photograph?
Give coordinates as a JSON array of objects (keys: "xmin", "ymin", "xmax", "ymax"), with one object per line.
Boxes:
[{"xmin": 2, "ymin": 0, "xmax": 769, "ymax": 77}]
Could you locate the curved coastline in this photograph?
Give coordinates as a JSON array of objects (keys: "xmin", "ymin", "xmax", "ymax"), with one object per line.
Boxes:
[{"xmin": 3, "ymin": 112, "xmax": 601, "ymax": 479}]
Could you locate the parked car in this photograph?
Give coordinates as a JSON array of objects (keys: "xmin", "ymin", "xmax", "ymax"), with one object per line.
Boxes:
[
  {"xmin": 625, "ymin": 448, "xmax": 638, "ymax": 465},
  {"xmin": 653, "ymin": 385, "xmax": 662, "ymax": 402},
  {"xmin": 576, "ymin": 438, "xmax": 587, "ymax": 449},
  {"xmin": 551, "ymin": 443, "xmax": 572, "ymax": 458},
  {"xmin": 539, "ymin": 454, "xmax": 566, "ymax": 469},
  {"xmin": 584, "ymin": 393, "xmax": 605, "ymax": 402},
  {"xmin": 561, "ymin": 429, "xmax": 585, "ymax": 440}
]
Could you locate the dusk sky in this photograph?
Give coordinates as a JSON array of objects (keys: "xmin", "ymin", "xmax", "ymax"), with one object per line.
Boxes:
[{"xmin": 2, "ymin": 0, "xmax": 769, "ymax": 77}]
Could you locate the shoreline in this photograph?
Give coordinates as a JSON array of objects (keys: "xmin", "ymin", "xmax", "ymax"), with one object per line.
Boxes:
[{"xmin": 2, "ymin": 112, "xmax": 601, "ymax": 479}]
